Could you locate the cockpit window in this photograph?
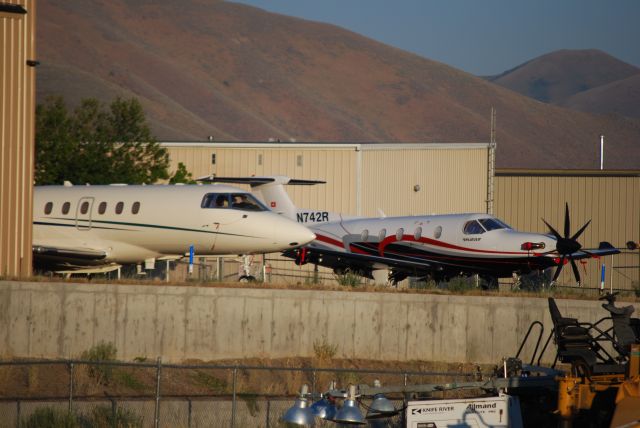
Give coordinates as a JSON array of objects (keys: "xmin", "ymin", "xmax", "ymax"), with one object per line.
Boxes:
[
  {"xmin": 463, "ymin": 220, "xmax": 486, "ymax": 235},
  {"xmin": 201, "ymin": 193, "xmax": 268, "ymax": 211},
  {"xmin": 478, "ymin": 218, "xmax": 511, "ymax": 231}
]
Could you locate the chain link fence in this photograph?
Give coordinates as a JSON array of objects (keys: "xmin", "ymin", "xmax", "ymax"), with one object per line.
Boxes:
[{"xmin": 0, "ymin": 359, "xmax": 480, "ymax": 427}]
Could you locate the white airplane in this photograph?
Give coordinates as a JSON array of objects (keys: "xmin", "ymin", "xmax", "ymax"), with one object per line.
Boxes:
[
  {"xmin": 33, "ymin": 182, "xmax": 316, "ymax": 274},
  {"xmin": 201, "ymin": 176, "xmax": 620, "ymax": 287}
]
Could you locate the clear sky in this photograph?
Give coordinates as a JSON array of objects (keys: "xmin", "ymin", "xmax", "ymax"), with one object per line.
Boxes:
[{"xmin": 231, "ymin": 0, "xmax": 640, "ymax": 76}]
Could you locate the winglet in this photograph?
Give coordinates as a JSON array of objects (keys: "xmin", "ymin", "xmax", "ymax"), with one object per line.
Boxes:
[{"xmin": 598, "ymin": 242, "xmax": 619, "ymax": 252}]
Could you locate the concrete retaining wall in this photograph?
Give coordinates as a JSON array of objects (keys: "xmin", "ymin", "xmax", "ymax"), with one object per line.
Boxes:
[{"xmin": 0, "ymin": 281, "xmax": 626, "ymax": 364}]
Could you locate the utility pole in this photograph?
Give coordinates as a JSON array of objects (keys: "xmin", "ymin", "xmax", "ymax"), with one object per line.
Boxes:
[{"xmin": 486, "ymin": 107, "xmax": 497, "ymax": 214}]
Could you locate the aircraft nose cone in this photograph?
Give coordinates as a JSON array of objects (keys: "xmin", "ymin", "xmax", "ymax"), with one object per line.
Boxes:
[
  {"xmin": 271, "ymin": 215, "xmax": 316, "ymax": 248},
  {"xmin": 287, "ymin": 224, "xmax": 316, "ymax": 247}
]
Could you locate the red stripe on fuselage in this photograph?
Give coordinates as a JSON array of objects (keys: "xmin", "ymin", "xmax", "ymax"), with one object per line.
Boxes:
[
  {"xmin": 378, "ymin": 234, "xmax": 539, "ymax": 257},
  {"xmin": 315, "ymin": 233, "xmax": 346, "ymax": 249}
]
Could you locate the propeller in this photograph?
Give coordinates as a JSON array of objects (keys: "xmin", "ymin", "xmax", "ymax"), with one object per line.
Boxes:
[{"xmin": 542, "ymin": 203, "xmax": 591, "ymax": 285}]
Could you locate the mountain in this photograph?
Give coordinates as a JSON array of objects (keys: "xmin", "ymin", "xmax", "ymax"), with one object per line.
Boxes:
[
  {"xmin": 37, "ymin": 1, "xmax": 640, "ymax": 169},
  {"xmin": 559, "ymin": 73, "xmax": 640, "ymax": 119},
  {"xmin": 488, "ymin": 50, "xmax": 640, "ymax": 115}
]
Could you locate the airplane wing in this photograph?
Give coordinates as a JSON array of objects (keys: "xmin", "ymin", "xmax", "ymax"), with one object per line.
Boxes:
[
  {"xmin": 33, "ymin": 245, "xmax": 107, "ymax": 260},
  {"xmin": 284, "ymin": 241, "xmax": 519, "ymax": 283},
  {"xmin": 568, "ymin": 241, "xmax": 620, "ymax": 259},
  {"xmin": 33, "ymin": 245, "xmax": 108, "ymax": 270},
  {"xmin": 283, "ymin": 245, "xmax": 433, "ymax": 274}
]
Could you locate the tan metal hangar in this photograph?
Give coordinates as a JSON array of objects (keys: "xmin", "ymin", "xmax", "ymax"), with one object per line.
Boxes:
[
  {"xmin": 0, "ymin": 0, "xmax": 36, "ymax": 278},
  {"xmin": 163, "ymin": 142, "xmax": 639, "ymax": 290},
  {"xmin": 162, "ymin": 141, "xmax": 493, "ymax": 217}
]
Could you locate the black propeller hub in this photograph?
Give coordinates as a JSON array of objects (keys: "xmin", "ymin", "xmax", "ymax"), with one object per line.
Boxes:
[{"xmin": 556, "ymin": 237, "xmax": 582, "ymax": 255}]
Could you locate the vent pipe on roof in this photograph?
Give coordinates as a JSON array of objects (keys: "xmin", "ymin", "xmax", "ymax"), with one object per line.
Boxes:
[{"xmin": 600, "ymin": 135, "xmax": 604, "ymax": 170}]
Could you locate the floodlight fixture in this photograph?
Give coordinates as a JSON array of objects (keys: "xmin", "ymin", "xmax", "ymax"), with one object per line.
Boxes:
[
  {"xmin": 334, "ymin": 384, "xmax": 366, "ymax": 425},
  {"xmin": 310, "ymin": 381, "xmax": 338, "ymax": 420},
  {"xmin": 310, "ymin": 395, "xmax": 337, "ymax": 421},
  {"xmin": 282, "ymin": 384, "xmax": 315, "ymax": 427},
  {"xmin": 366, "ymin": 380, "xmax": 398, "ymax": 419}
]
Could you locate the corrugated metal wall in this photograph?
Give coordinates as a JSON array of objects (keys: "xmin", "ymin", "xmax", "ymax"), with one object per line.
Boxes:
[
  {"xmin": 165, "ymin": 143, "xmax": 359, "ymax": 215},
  {"xmin": 360, "ymin": 145, "xmax": 489, "ymax": 216},
  {"xmin": 495, "ymin": 172, "xmax": 640, "ymax": 289},
  {"xmin": 164, "ymin": 142, "xmax": 490, "ymax": 217},
  {"xmin": 0, "ymin": 1, "xmax": 36, "ymax": 277}
]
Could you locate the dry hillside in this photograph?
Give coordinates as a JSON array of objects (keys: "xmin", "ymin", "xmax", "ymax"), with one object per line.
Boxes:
[{"xmin": 37, "ymin": 1, "xmax": 640, "ymax": 169}]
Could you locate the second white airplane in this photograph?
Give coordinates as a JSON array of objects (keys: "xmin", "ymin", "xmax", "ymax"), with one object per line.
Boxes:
[{"xmin": 202, "ymin": 176, "xmax": 619, "ymax": 287}]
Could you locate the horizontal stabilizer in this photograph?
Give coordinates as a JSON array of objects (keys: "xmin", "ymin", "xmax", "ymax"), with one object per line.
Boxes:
[
  {"xmin": 598, "ymin": 241, "xmax": 617, "ymax": 251},
  {"xmin": 568, "ymin": 241, "xmax": 620, "ymax": 260},
  {"xmin": 196, "ymin": 176, "xmax": 275, "ymax": 186},
  {"xmin": 196, "ymin": 175, "xmax": 325, "ymax": 187}
]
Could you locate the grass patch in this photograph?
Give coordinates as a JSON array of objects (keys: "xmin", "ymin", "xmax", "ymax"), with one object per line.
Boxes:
[
  {"xmin": 81, "ymin": 341, "xmax": 117, "ymax": 386},
  {"xmin": 334, "ymin": 271, "xmax": 363, "ymax": 287},
  {"xmin": 313, "ymin": 335, "xmax": 338, "ymax": 361},
  {"xmin": 78, "ymin": 405, "xmax": 143, "ymax": 428},
  {"xmin": 191, "ymin": 370, "xmax": 228, "ymax": 393},
  {"xmin": 114, "ymin": 370, "xmax": 147, "ymax": 392},
  {"xmin": 20, "ymin": 407, "xmax": 77, "ymax": 428}
]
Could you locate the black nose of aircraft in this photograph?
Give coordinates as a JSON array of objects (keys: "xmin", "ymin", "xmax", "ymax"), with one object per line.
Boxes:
[{"xmin": 542, "ymin": 203, "xmax": 591, "ymax": 284}]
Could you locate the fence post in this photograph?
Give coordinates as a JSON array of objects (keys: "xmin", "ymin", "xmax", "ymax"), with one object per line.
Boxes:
[
  {"xmin": 231, "ymin": 366, "xmax": 238, "ymax": 428},
  {"xmin": 402, "ymin": 372, "xmax": 408, "ymax": 428},
  {"xmin": 16, "ymin": 400, "xmax": 20, "ymax": 427},
  {"xmin": 111, "ymin": 398, "xmax": 117, "ymax": 428},
  {"xmin": 68, "ymin": 362, "xmax": 74, "ymax": 413},
  {"xmin": 187, "ymin": 398, "xmax": 192, "ymax": 428},
  {"xmin": 266, "ymin": 399, "xmax": 271, "ymax": 428},
  {"xmin": 155, "ymin": 357, "xmax": 162, "ymax": 428}
]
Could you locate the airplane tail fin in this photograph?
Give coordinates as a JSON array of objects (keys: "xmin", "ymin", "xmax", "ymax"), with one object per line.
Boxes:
[{"xmin": 196, "ymin": 175, "xmax": 325, "ymax": 220}]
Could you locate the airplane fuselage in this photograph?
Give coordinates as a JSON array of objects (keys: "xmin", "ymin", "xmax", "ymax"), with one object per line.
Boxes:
[
  {"xmin": 33, "ymin": 184, "xmax": 315, "ymax": 270},
  {"xmin": 304, "ymin": 213, "xmax": 559, "ymax": 278}
]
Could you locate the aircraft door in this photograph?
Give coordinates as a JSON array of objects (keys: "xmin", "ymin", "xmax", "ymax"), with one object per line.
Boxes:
[
  {"xmin": 75, "ymin": 197, "xmax": 94, "ymax": 230},
  {"xmin": 200, "ymin": 192, "xmax": 248, "ymax": 252}
]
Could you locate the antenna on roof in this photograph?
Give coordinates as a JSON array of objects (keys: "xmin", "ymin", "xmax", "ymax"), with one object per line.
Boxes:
[{"xmin": 600, "ymin": 135, "xmax": 604, "ymax": 170}]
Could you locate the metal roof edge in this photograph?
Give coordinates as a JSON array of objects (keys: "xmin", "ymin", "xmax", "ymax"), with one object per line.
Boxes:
[
  {"xmin": 496, "ymin": 168, "xmax": 640, "ymax": 177},
  {"xmin": 159, "ymin": 141, "xmax": 490, "ymax": 150}
]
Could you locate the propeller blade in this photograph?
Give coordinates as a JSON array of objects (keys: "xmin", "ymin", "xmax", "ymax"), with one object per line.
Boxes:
[
  {"xmin": 570, "ymin": 259, "xmax": 581, "ymax": 284},
  {"xmin": 542, "ymin": 219, "xmax": 562, "ymax": 240},
  {"xmin": 564, "ymin": 203, "xmax": 570, "ymax": 238},
  {"xmin": 552, "ymin": 257, "xmax": 565, "ymax": 282},
  {"xmin": 570, "ymin": 219, "xmax": 591, "ymax": 242}
]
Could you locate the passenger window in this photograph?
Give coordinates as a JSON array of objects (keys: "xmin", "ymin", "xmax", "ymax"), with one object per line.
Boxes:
[
  {"xmin": 115, "ymin": 202, "xmax": 124, "ymax": 214},
  {"xmin": 361, "ymin": 229, "xmax": 369, "ymax": 242},
  {"xmin": 434, "ymin": 226, "xmax": 442, "ymax": 239},
  {"xmin": 396, "ymin": 228, "xmax": 404, "ymax": 241},
  {"xmin": 80, "ymin": 201, "xmax": 89, "ymax": 215},
  {"xmin": 98, "ymin": 202, "xmax": 107, "ymax": 215},
  {"xmin": 44, "ymin": 202, "xmax": 53, "ymax": 215},
  {"xmin": 62, "ymin": 202, "xmax": 70, "ymax": 215},
  {"xmin": 378, "ymin": 229, "xmax": 387, "ymax": 241},
  {"xmin": 132, "ymin": 201, "xmax": 140, "ymax": 214},
  {"xmin": 463, "ymin": 220, "xmax": 486, "ymax": 235},
  {"xmin": 414, "ymin": 226, "xmax": 422, "ymax": 240}
]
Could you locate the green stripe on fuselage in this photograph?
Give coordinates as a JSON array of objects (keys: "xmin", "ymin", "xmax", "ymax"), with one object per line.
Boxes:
[{"xmin": 36, "ymin": 218, "xmax": 264, "ymax": 239}]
